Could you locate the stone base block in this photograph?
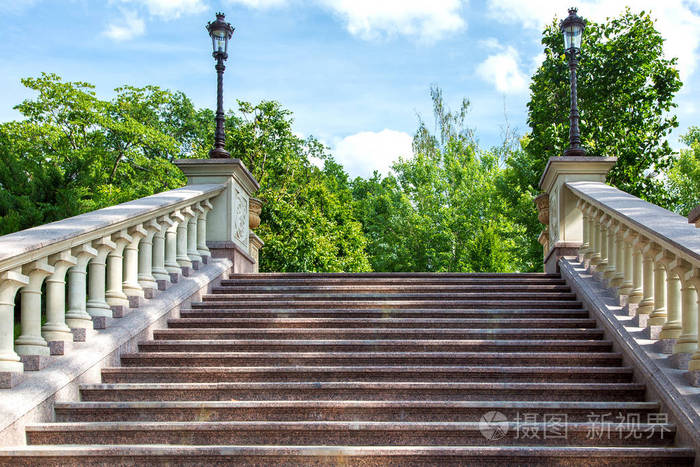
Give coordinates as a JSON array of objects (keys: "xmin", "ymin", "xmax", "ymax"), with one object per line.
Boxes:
[
  {"xmin": 632, "ymin": 313, "xmax": 651, "ymax": 329},
  {"xmin": 111, "ymin": 305, "xmax": 127, "ymax": 319},
  {"xmin": 642, "ymin": 325, "xmax": 663, "ymax": 340},
  {"xmin": 71, "ymin": 328, "xmax": 87, "ymax": 342},
  {"xmin": 192, "ymin": 261, "xmax": 201, "ymax": 271},
  {"xmin": 169, "ymin": 273, "xmax": 180, "ymax": 284},
  {"xmin": 0, "ymin": 371, "xmax": 23, "ymax": 389},
  {"xmin": 202, "ymin": 255, "xmax": 209, "ymax": 265},
  {"xmin": 655, "ymin": 338, "xmax": 677, "ymax": 354},
  {"xmin": 20, "ymin": 355, "xmax": 51, "ymax": 371},
  {"xmin": 180, "ymin": 267, "xmax": 191, "ymax": 278},
  {"xmin": 92, "ymin": 316, "xmax": 114, "ymax": 330},
  {"xmin": 143, "ymin": 288, "xmax": 156, "ymax": 299},
  {"xmin": 687, "ymin": 370, "xmax": 700, "ymax": 387},
  {"xmin": 157, "ymin": 279, "xmax": 169, "ymax": 291},
  {"xmin": 48, "ymin": 340, "xmax": 72, "ymax": 356},
  {"xmin": 128, "ymin": 296, "xmax": 142, "ymax": 309},
  {"xmin": 621, "ymin": 301, "xmax": 639, "ymax": 317},
  {"xmin": 670, "ymin": 352, "xmax": 692, "ymax": 370}
]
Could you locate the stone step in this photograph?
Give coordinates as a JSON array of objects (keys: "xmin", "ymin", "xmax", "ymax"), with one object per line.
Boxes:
[
  {"xmin": 25, "ymin": 421, "xmax": 675, "ymax": 447},
  {"xmin": 55, "ymin": 400, "xmax": 658, "ymax": 423},
  {"xmin": 227, "ymin": 272, "xmax": 562, "ymax": 279},
  {"xmin": 119, "ymin": 351, "xmax": 624, "ymax": 368},
  {"xmin": 79, "ymin": 381, "xmax": 645, "ymax": 402},
  {"xmin": 101, "ymin": 365, "xmax": 634, "ymax": 384},
  {"xmin": 166, "ymin": 317, "xmax": 598, "ymax": 329},
  {"xmin": 182, "ymin": 308, "xmax": 591, "ymax": 319},
  {"xmin": 221, "ymin": 278, "xmax": 569, "ymax": 287},
  {"xmin": 213, "ymin": 284, "xmax": 573, "ymax": 293},
  {"xmin": 136, "ymin": 339, "xmax": 613, "ymax": 353},
  {"xmin": 152, "ymin": 327, "xmax": 607, "ymax": 341},
  {"xmin": 193, "ymin": 299, "xmax": 583, "ymax": 310},
  {"xmin": 1, "ymin": 445, "xmax": 693, "ymax": 466},
  {"xmin": 203, "ymin": 292, "xmax": 579, "ymax": 301}
]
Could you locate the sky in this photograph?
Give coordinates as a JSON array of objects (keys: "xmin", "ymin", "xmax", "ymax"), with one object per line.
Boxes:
[{"xmin": 1, "ymin": 0, "xmax": 700, "ymax": 178}]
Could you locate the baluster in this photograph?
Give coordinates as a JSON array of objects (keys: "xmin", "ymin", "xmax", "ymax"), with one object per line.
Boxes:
[
  {"xmin": 597, "ymin": 214, "xmax": 610, "ymax": 277},
  {"xmin": 618, "ymin": 229, "xmax": 634, "ymax": 298},
  {"xmin": 0, "ymin": 268, "xmax": 29, "ymax": 374},
  {"xmin": 659, "ymin": 251, "xmax": 682, "ymax": 344},
  {"xmin": 603, "ymin": 219, "xmax": 619, "ymax": 286},
  {"xmin": 152, "ymin": 215, "xmax": 173, "ymax": 288},
  {"xmin": 626, "ymin": 234, "xmax": 644, "ymax": 315},
  {"xmin": 187, "ymin": 206, "xmax": 202, "ymax": 269},
  {"xmin": 15, "ymin": 260, "xmax": 54, "ymax": 357},
  {"xmin": 197, "ymin": 200, "xmax": 213, "ymax": 264},
  {"xmin": 66, "ymin": 244, "xmax": 98, "ymax": 331},
  {"xmin": 577, "ymin": 200, "xmax": 590, "ymax": 261},
  {"xmin": 122, "ymin": 225, "xmax": 147, "ymax": 305},
  {"xmin": 671, "ymin": 260, "xmax": 697, "ymax": 364},
  {"xmin": 42, "ymin": 251, "xmax": 77, "ymax": 343},
  {"xmin": 176, "ymin": 207, "xmax": 194, "ymax": 275},
  {"xmin": 105, "ymin": 230, "xmax": 133, "ymax": 313},
  {"xmin": 86, "ymin": 236, "xmax": 117, "ymax": 318},
  {"xmin": 687, "ymin": 269, "xmax": 700, "ymax": 376},
  {"xmin": 138, "ymin": 219, "xmax": 162, "ymax": 298},
  {"xmin": 165, "ymin": 211, "xmax": 183, "ymax": 281},
  {"xmin": 638, "ymin": 240, "xmax": 656, "ymax": 319},
  {"xmin": 588, "ymin": 208, "xmax": 602, "ymax": 268}
]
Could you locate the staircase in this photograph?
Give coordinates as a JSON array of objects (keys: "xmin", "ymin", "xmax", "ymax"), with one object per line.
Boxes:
[{"xmin": 2, "ymin": 273, "xmax": 694, "ymax": 465}]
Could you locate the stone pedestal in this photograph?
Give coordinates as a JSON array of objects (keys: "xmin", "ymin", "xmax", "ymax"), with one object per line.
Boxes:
[
  {"xmin": 174, "ymin": 159, "xmax": 260, "ymax": 273},
  {"xmin": 538, "ymin": 156, "xmax": 617, "ymax": 273}
]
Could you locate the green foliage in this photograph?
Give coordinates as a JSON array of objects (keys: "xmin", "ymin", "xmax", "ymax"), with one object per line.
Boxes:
[
  {"xmin": 526, "ymin": 9, "xmax": 682, "ymax": 206},
  {"xmin": 352, "ymin": 87, "xmax": 527, "ymax": 272},
  {"xmin": 668, "ymin": 127, "xmax": 700, "ymax": 216},
  {"xmin": 0, "ymin": 73, "xmax": 192, "ymax": 234},
  {"xmin": 221, "ymin": 100, "xmax": 371, "ymax": 272}
]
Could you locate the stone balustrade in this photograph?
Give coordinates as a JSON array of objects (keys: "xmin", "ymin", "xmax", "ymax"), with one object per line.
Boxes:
[
  {"xmin": 0, "ymin": 158, "xmax": 262, "ymax": 388},
  {"xmin": 0, "ymin": 184, "xmax": 225, "ymax": 384},
  {"xmin": 538, "ymin": 156, "xmax": 700, "ymax": 385}
]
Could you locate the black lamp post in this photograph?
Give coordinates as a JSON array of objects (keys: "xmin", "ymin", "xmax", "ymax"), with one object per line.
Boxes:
[
  {"xmin": 206, "ymin": 12, "xmax": 235, "ymax": 159},
  {"xmin": 560, "ymin": 7, "xmax": 586, "ymax": 157}
]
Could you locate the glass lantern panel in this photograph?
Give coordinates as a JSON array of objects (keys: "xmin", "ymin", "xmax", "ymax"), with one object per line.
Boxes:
[
  {"xmin": 563, "ymin": 24, "xmax": 583, "ymax": 50},
  {"xmin": 213, "ymin": 30, "xmax": 227, "ymax": 53}
]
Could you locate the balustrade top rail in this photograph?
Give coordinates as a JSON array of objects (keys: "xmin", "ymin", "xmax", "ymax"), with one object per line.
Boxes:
[
  {"xmin": 566, "ymin": 181, "xmax": 700, "ymax": 264},
  {"xmin": 0, "ymin": 184, "xmax": 225, "ymax": 273}
]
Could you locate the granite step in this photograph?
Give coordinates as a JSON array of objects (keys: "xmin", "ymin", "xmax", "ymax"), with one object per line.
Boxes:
[
  {"xmin": 220, "ymin": 278, "xmax": 569, "ymax": 286},
  {"xmin": 165, "ymin": 317, "xmax": 597, "ymax": 329},
  {"xmin": 78, "ymin": 382, "xmax": 645, "ymax": 402},
  {"xmin": 1, "ymin": 445, "xmax": 693, "ymax": 466},
  {"xmin": 182, "ymin": 308, "xmax": 591, "ymax": 319},
  {"xmin": 55, "ymin": 400, "xmax": 658, "ymax": 422},
  {"xmin": 227, "ymin": 272, "xmax": 562, "ymax": 279},
  {"xmin": 192, "ymin": 299, "xmax": 583, "ymax": 310},
  {"xmin": 203, "ymin": 292, "xmax": 579, "ymax": 300},
  {"xmin": 25, "ymin": 421, "xmax": 676, "ymax": 447},
  {"xmin": 152, "ymin": 327, "xmax": 607, "ymax": 341},
  {"xmin": 136, "ymin": 339, "xmax": 613, "ymax": 353},
  {"xmin": 119, "ymin": 351, "xmax": 623, "ymax": 367},
  {"xmin": 101, "ymin": 365, "xmax": 634, "ymax": 383},
  {"xmin": 213, "ymin": 284, "xmax": 573, "ymax": 293}
]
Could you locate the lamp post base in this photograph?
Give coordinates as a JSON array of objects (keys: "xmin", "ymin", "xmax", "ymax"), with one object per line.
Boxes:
[
  {"xmin": 563, "ymin": 147, "xmax": 586, "ymax": 157},
  {"xmin": 209, "ymin": 147, "xmax": 231, "ymax": 159}
]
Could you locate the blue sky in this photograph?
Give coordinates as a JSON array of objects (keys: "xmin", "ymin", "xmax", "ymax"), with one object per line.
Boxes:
[{"xmin": 1, "ymin": 0, "xmax": 700, "ymax": 178}]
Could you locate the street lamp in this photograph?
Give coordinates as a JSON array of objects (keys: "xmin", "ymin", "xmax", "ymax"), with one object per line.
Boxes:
[
  {"xmin": 206, "ymin": 12, "xmax": 235, "ymax": 159},
  {"xmin": 560, "ymin": 7, "xmax": 586, "ymax": 157}
]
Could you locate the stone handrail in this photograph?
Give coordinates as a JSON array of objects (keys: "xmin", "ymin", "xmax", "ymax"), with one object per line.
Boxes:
[
  {"xmin": 0, "ymin": 158, "xmax": 262, "ymax": 387},
  {"xmin": 538, "ymin": 156, "xmax": 700, "ymax": 384},
  {"xmin": 0, "ymin": 184, "xmax": 225, "ymax": 382},
  {"xmin": 690, "ymin": 204, "xmax": 700, "ymax": 228}
]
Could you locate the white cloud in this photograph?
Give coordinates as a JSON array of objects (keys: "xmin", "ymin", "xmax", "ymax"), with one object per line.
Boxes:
[
  {"xmin": 333, "ymin": 129, "xmax": 413, "ymax": 177},
  {"xmin": 318, "ymin": 0, "xmax": 466, "ymax": 41},
  {"xmin": 228, "ymin": 0, "xmax": 288, "ymax": 8},
  {"xmin": 104, "ymin": 10, "xmax": 146, "ymax": 41},
  {"xmin": 486, "ymin": 0, "xmax": 700, "ymax": 80},
  {"xmin": 229, "ymin": 0, "xmax": 467, "ymax": 41},
  {"xmin": 476, "ymin": 41, "xmax": 528, "ymax": 94},
  {"xmin": 116, "ymin": 0, "xmax": 207, "ymax": 18}
]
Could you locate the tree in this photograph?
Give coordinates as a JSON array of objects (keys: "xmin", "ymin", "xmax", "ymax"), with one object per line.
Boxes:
[
  {"xmin": 526, "ymin": 9, "xmax": 682, "ymax": 206},
  {"xmin": 668, "ymin": 127, "xmax": 700, "ymax": 216},
  {"xmin": 353, "ymin": 87, "xmax": 526, "ymax": 272}
]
